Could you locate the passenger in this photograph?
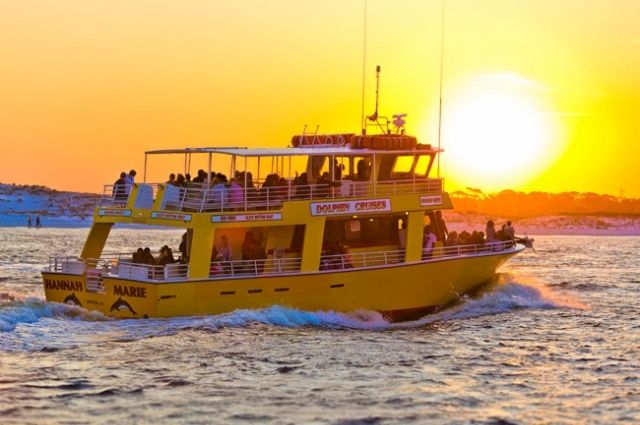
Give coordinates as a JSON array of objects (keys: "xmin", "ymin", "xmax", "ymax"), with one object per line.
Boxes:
[
  {"xmin": 422, "ymin": 224, "xmax": 437, "ymax": 259},
  {"xmin": 212, "ymin": 174, "xmax": 229, "ymax": 209},
  {"xmin": 176, "ymin": 173, "xmax": 186, "ymax": 187},
  {"xmin": 193, "ymin": 169, "xmax": 205, "ymax": 183},
  {"xmin": 157, "ymin": 245, "xmax": 176, "ymax": 266},
  {"xmin": 241, "ymin": 231, "xmax": 266, "ymax": 273},
  {"xmin": 332, "ymin": 159, "xmax": 343, "ymax": 181},
  {"xmin": 434, "ymin": 211, "xmax": 449, "ymax": 242},
  {"xmin": 505, "ymin": 221, "xmax": 515, "ymax": 240},
  {"xmin": 167, "ymin": 173, "xmax": 176, "ymax": 186},
  {"xmin": 178, "ymin": 232, "xmax": 189, "ymax": 263},
  {"xmin": 356, "ymin": 159, "xmax": 370, "ymax": 181},
  {"xmin": 113, "ymin": 172, "xmax": 127, "ymax": 201},
  {"xmin": 217, "ymin": 235, "xmax": 232, "ymax": 262},
  {"xmin": 125, "ymin": 169, "xmax": 136, "ymax": 195},
  {"xmin": 485, "ymin": 220, "xmax": 497, "ymax": 242},
  {"xmin": 496, "ymin": 224, "xmax": 507, "ymax": 241},
  {"xmin": 242, "ymin": 231, "xmax": 257, "ymax": 262},
  {"xmin": 293, "ymin": 172, "xmax": 309, "ymax": 199},
  {"xmin": 316, "ymin": 172, "xmax": 332, "ymax": 197},
  {"xmin": 35, "ymin": 216, "xmax": 41, "ymax": 228},
  {"xmin": 132, "ymin": 247, "xmax": 144, "ymax": 263},
  {"xmin": 27, "ymin": 215, "xmax": 32, "ymax": 228},
  {"xmin": 228, "ymin": 178, "xmax": 244, "ymax": 207},
  {"xmin": 142, "ymin": 247, "xmax": 156, "ymax": 265},
  {"xmin": 244, "ymin": 172, "xmax": 259, "ymax": 204},
  {"xmin": 446, "ymin": 231, "xmax": 459, "ymax": 247}
]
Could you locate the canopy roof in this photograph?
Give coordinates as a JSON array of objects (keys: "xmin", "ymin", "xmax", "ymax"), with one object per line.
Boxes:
[{"xmin": 145, "ymin": 146, "xmax": 442, "ymax": 157}]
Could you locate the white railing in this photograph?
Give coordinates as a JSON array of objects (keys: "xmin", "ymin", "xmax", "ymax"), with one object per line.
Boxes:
[
  {"xmin": 161, "ymin": 178, "xmax": 443, "ymax": 213},
  {"xmin": 424, "ymin": 240, "xmax": 517, "ymax": 259},
  {"xmin": 113, "ymin": 261, "xmax": 190, "ymax": 281},
  {"xmin": 44, "ymin": 240, "xmax": 518, "ymax": 282},
  {"xmin": 99, "ymin": 183, "xmax": 161, "ymax": 208},
  {"xmin": 209, "ymin": 256, "xmax": 302, "ymax": 278}
]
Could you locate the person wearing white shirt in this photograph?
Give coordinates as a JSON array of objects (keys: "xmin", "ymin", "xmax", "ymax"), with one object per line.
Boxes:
[{"xmin": 423, "ymin": 224, "xmax": 437, "ymax": 259}]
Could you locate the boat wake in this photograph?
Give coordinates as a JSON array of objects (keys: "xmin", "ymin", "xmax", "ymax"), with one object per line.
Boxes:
[
  {"xmin": 0, "ymin": 295, "xmax": 109, "ymax": 332},
  {"xmin": 0, "ymin": 273, "xmax": 584, "ymax": 351}
]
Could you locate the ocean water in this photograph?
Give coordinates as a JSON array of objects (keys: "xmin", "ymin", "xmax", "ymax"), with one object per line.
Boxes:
[{"xmin": 0, "ymin": 228, "xmax": 638, "ymax": 424}]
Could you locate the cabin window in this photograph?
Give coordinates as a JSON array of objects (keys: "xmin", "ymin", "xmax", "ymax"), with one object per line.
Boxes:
[
  {"xmin": 393, "ymin": 156, "xmax": 414, "ymax": 174},
  {"xmin": 323, "ymin": 215, "xmax": 402, "ymax": 248},
  {"xmin": 414, "ymin": 155, "xmax": 431, "ymax": 176}
]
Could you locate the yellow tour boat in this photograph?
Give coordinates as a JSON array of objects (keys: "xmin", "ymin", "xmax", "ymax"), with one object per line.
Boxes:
[{"xmin": 42, "ymin": 122, "xmax": 525, "ymax": 322}]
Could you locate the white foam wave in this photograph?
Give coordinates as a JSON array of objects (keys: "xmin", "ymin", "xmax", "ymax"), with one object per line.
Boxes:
[{"xmin": 0, "ymin": 297, "xmax": 108, "ymax": 332}]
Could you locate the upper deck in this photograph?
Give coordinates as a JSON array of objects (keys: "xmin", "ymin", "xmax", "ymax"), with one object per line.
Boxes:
[{"xmin": 96, "ymin": 136, "xmax": 451, "ymax": 227}]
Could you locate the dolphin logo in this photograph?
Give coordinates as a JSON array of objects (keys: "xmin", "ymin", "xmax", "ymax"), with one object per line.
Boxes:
[
  {"xmin": 63, "ymin": 293, "xmax": 82, "ymax": 307},
  {"xmin": 110, "ymin": 297, "xmax": 137, "ymax": 316}
]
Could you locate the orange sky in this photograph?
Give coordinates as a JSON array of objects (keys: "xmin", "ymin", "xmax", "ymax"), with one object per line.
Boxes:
[{"xmin": 0, "ymin": 0, "xmax": 638, "ymax": 196}]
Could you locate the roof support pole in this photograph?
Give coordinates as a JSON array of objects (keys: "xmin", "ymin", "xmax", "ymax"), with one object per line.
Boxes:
[
  {"xmin": 207, "ymin": 153, "xmax": 212, "ymax": 185},
  {"xmin": 372, "ymin": 153, "xmax": 377, "ymax": 196},
  {"xmin": 143, "ymin": 154, "xmax": 148, "ymax": 183},
  {"xmin": 244, "ymin": 156, "xmax": 248, "ymax": 211}
]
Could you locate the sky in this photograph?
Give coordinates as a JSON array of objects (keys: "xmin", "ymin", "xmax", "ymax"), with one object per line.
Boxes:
[{"xmin": 0, "ymin": 0, "xmax": 638, "ymax": 196}]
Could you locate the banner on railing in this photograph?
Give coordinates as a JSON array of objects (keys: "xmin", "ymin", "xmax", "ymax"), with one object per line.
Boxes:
[
  {"xmin": 211, "ymin": 213, "xmax": 283, "ymax": 223},
  {"xmin": 98, "ymin": 209, "xmax": 132, "ymax": 217},
  {"xmin": 151, "ymin": 211, "xmax": 192, "ymax": 222},
  {"xmin": 419, "ymin": 195, "xmax": 443, "ymax": 207},
  {"xmin": 310, "ymin": 198, "xmax": 391, "ymax": 216}
]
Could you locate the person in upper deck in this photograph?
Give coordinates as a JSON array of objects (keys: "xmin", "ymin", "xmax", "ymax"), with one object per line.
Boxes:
[
  {"xmin": 166, "ymin": 173, "xmax": 176, "ymax": 186},
  {"xmin": 434, "ymin": 211, "xmax": 449, "ymax": 242},
  {"xmin": 113, "ymin": 172, "xmax": 127, "ymax": 201},
  {"xmin": 228, "ymin": 177, "xmax": 243, "ymax": 206},
  {"xmin": 356, "ymin": 159, "xmax": 371, "ymax": 181},
  {"xmin": 293, "ymin": 172, "xmax": 309, "ymax": 199},
  {"xmin": 192, "ymin": 169, "xmax": 205, "ymax": 184},
  {"xmin": 332, "ymin": 159, "xmax": 343, "ymax": 181},
  {"xmin": 185, "ymin": 173, "xmax": 192, "ymax": 184},
  {"xmin": 485, "ymin": 220, "xmax": 497, "ymax": 242},
  {"xmin": 422, "ymin": 224, "xmax": 437, "ymax": 259},
  {"xmin": 176, "ymin": 173, "xmax": 187, "ymax": 187},
  {"xmin": 124, "ymin": 170, "xmax": 136, "ymax": 194},
  {"xmin": 212, "ymin": 174, "xmax": 229, "ymax": 207},
  {"xmin": 316, "ymin": 172, "xmax": 332, "ymax": 197}
]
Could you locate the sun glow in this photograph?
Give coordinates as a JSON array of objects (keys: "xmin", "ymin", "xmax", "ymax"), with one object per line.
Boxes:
[{"xmin": 442, "ymin": 75, "xmax": 561, "ymax": 190}]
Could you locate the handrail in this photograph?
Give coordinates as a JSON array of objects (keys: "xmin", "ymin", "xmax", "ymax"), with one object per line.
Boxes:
[
  {"xmin": 44, "ymin": 241, "xmax": 518, "ymax": 281},
  {"xmin": 159, "ymin": 178, "xmax": 443, "ymax": 213}
]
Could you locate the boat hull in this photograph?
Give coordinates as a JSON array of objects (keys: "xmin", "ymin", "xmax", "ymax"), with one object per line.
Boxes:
[{"xmin": 42, "ymin": 247, "xmax": 522, "ymax": 322}]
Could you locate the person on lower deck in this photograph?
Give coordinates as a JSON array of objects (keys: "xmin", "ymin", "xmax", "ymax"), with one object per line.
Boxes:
[
  {"xmin": 423, "ymin": 225, "xmax": 437, "ymax": 259},
  {"xmin": 241, "ymin": 231, "xmax": 266, "ymax": 273},
  {"xmin": 434, "ymin": 211, "xmax": 449, "ymax": 242}
]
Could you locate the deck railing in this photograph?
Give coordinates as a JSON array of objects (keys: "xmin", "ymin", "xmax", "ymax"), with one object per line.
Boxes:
[
  {"xmin": 45, "ymin": 240, "xmax": 518, "ymax": 283},
  {"xmin": 98, "ymin": 178, "xmax": 443, "ymax": 213}
]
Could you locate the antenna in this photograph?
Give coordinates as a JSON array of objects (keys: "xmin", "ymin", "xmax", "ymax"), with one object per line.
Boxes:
[
  {"xmin": 360, "ymin": 0, "xmax": 368, "ymax": 135},
  {"xmin": 437, "ymin": 0, "xmax": 445, "ymax": 177},
  {"xmin": 367, "ymin": 65, "xmax": 381, "ymax": 123}
]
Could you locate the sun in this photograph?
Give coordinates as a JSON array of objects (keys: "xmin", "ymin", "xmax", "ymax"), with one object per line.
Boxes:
[{"xmin": 439, "ymin": 75, "xmax": 560, "ymax": 191}]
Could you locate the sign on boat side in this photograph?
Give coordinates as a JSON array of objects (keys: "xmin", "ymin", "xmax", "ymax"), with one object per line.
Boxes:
[{"xmin": 310, "ymin": 199, "xmax": 391, "ymax": 216}]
